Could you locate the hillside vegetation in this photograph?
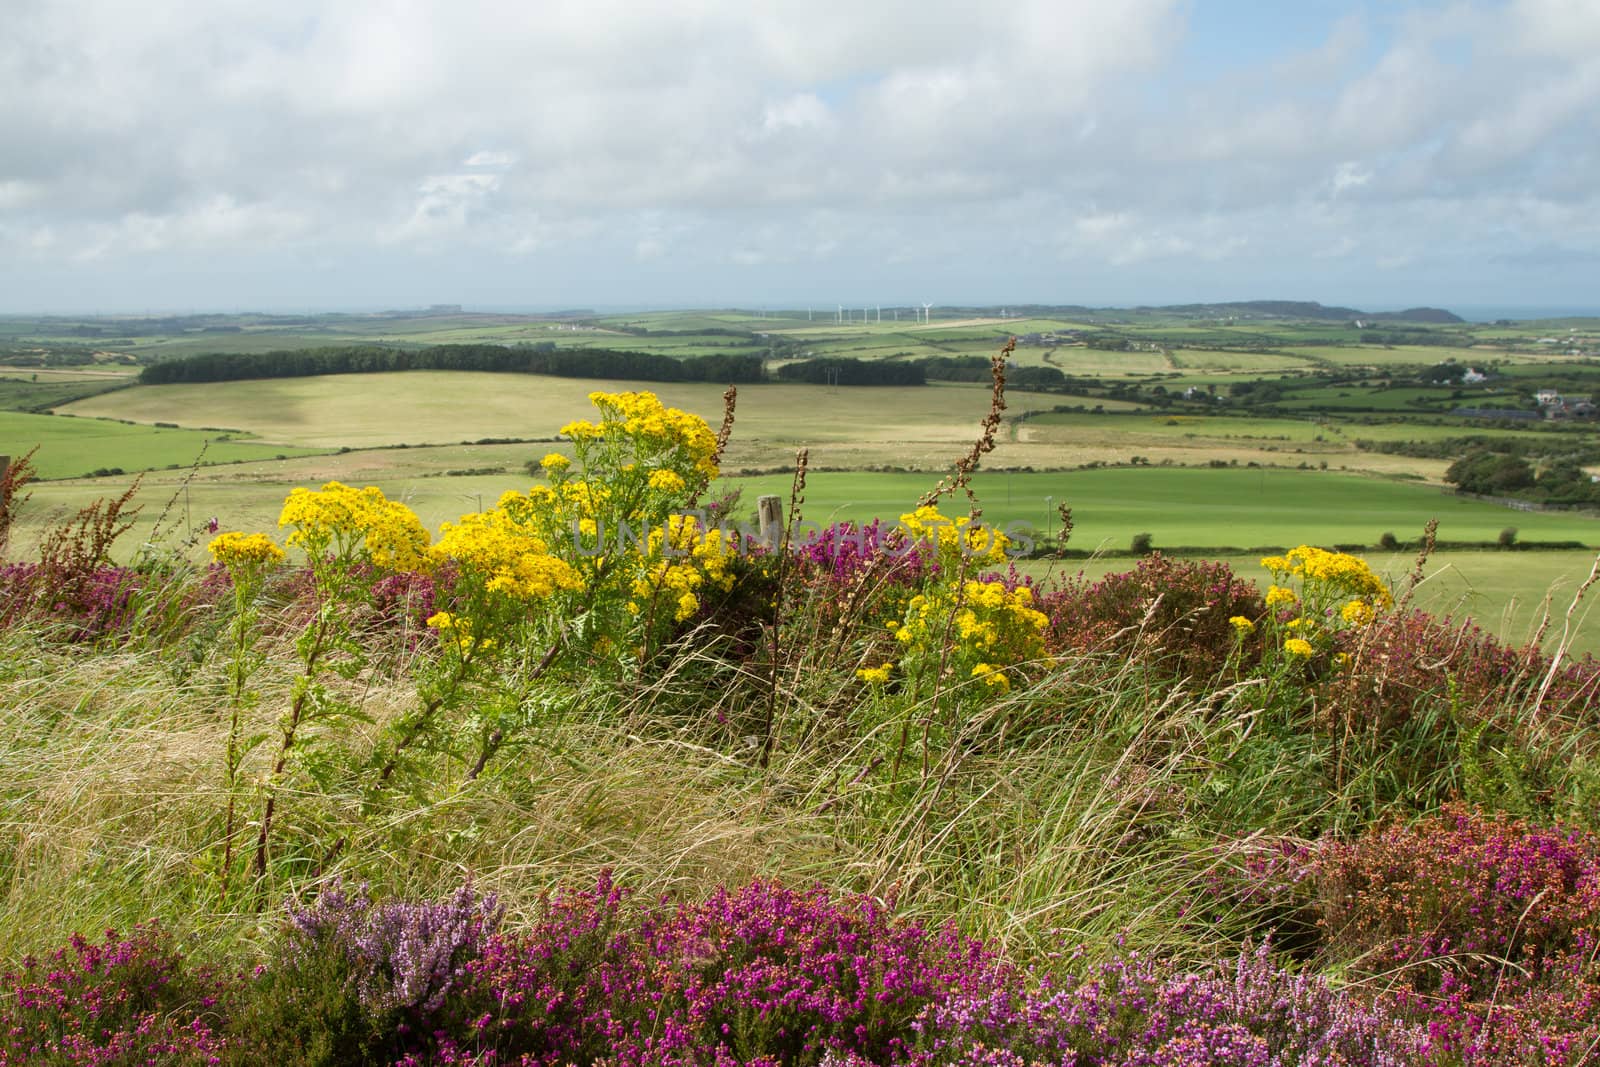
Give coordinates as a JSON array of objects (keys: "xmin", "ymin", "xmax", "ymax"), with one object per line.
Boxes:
[{"xmin": 4, "ymin": 362, "xmax": 1600, "ymax": 1063}]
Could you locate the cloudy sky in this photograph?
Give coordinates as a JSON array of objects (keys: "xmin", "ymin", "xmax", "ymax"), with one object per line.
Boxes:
[{"xmin": 3, "ymin": 0, "xmax": 1597, "ymax": 314}]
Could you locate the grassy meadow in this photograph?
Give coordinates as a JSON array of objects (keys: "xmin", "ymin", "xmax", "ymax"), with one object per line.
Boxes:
[
  {"xmin": 56, "ymin": 372, "xmax": 1068, "ymax": 453},
  {"xmin": 6, "ymin": 379, "xmax": 1600, "ymax": 1062},
  {"xmin": 0, "ymin": 411, "xmax": 327, "ymax": 479},
  {"xmin": 728, "ymin": 467, "xmax": 1600, "ymax": 549},
  {"xmin": 9, "ymin": 313, "xmax": 1600, "ymax": 1061}
]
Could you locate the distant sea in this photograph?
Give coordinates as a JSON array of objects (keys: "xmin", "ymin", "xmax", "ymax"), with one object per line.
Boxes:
[{"xmin": 1451, "ymin": 306, "xmax": 1600, "ymax": 323}]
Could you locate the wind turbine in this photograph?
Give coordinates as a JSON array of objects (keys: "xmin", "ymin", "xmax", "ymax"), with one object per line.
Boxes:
[
  {"xmin": 922, "ymin": 302, "xmax": 933, "ymax": 325},
  {"xmin": 837, "ymin": 304, "xmax": 843, "ymax": 324}
]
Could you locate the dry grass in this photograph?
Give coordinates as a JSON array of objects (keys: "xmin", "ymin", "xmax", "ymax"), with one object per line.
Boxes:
[
  {"xmin": 0, "ymin": 618, "xmax": 1223, "ymax": 966},
  {"xmin": 59, "ymin": 374, "xmax": 1070, "ymax": 451}
]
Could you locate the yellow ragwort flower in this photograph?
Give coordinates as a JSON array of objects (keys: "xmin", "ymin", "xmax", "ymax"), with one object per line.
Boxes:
[
  {"xmin": 1265, "ymin": 585, "xmax": 1297, "ymax": 608},
  {"xmin": 856, "ymin": 663, "xmax": 893, "ymax": 685},
  {"xmin": 277, "ymin": 481, "xmax": 430, "ymax": 572},
  {"xmin": 1284, "ymin": 637, "xmax": 1314, "ymax": 658},
  {"xmin": 207, "ymin": 531, "xmax": 285, "ymax": 569},
  {"xmin": 970, "ymin": 662, "xmax": 1012, "ymax": 692},
  {"xmin": 1340, "ymin": 600, "xmax": 1376, "ymax": 627},
  {"xmin": 647, "ymin": 469, "xmax": 686, "ymax": 493}
]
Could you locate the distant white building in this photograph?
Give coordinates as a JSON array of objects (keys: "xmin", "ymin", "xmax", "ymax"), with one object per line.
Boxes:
[{"xmin": 1536, "ymin": 389, "xmax": 1562, "ymax": 405}]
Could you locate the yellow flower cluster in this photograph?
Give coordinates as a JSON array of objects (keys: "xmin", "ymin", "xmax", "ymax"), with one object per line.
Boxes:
[
  {"xmin": 647, "ymin": 469, "xmax": 686, "ymax": 493},
  {"xmin": 1264, "ymin": 585, "xmax": 1297, "ymax": 609},
  {"xmin": 207, "ymin": 531, "xmax": 285, "ymax": 569},
  {"xmin": 630, "ymin": 516, "xmax": 737, "ymax": 622},
  {"xmin": 562, "ymin": 391, "xmax": 720, "ymax": 479},
  {"xmin": 886, "ymin": 579, "xmax": 1047, "ymax": 698},
  {"xmin": 1261, "ymin": 545, "xmax": 1392, "ymax": 609},
  {"xmin": 970, "ymin": 662, "xmax": 1011, "ymax": 692},
  {"xmin": 1228, "ymin": 615, "xmax": 1255, "ymax": 636},
  {"xmin": 432, "ymin": 509, "xmax": 584, "ymax": 600},
  {"xmin": 1257, "ymin": 545, "xmax": 1391, "ymax": 669},
  {"xmin": 426, "ymin": 611, "xmax": 497, "ymax": 656},
  {"xmin": 278, "ymin": 481, "xmax": 431, "ymax": 572},
  {"xmin": 1340, "ymin": 599, "xmax": 1376, "ymax": 627},
  {"xmin": 557, "ymin": 418, "xmax": 604, "ymax": 441},
  {"xmin": 856, "ymin": 662, "xmax": 893, "ymax": 685},
  {"xmin": 899, "ymin": 505, "xmax": 1009, "ymax": 568},
  {"xmin": 560, "ymin": 480, "xmax": 612, "ymax": 520}
]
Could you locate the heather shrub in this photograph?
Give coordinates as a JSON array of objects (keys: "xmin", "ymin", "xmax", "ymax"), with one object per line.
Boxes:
[
  {"xmin": 0, "ymin": 561, "xmax": 143, "ymax": 640},
  {"xmin": 1332, "ymin": 607, "xmax": 1600, "ymax": 731},
  {"xmin": 1318, "ymin": 806, "xmax": 1600, "ymax": 990},
  {"xmin": 0, "ymin": 557, "xmax": 231, "ymax": 645},
  {"xmin": 225, "ymin": 881, "xmax": 502, "ymax": 1065},
  {"xmin": 1318, "ymin": 608, "xmax": 1600, "ymax": 819},
  {"xmin": 1040, "ymin": 555, "xmax": 1266, "ymax": 681},
  {"xmin": 794, "ymin": 519, "xmax": 935, "ymax": 591},
  {"xmin": 442, "ymin": 876, "xmax": 1016, "ymax": 1066},
  {"xmin": 1316, "ymin": 806, "xmax": 1600, "ymax": 1062},
  {"xmin": 0, "ymin": 924, "xmax": 226, "ymax": 1064},
  {"xmin": 914, "ymin": 941, "xmax": 1428, "ymax": 1066}
]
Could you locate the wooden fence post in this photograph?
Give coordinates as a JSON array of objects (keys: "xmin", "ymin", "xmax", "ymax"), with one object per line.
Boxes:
[{"xmin": 757, "ymin": 494, "xmax": 783, "ymax": 549}]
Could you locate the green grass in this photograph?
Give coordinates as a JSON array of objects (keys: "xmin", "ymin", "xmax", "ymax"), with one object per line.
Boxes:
[
  {"xmin": 1274, "ymin": 385, "xmax": 1508, "ymax": 411},
  {"xmin": 0, "ymin": 375, "xmax": 131, "ymax": 412},
  {"xmin": 1165, "ymin": 349, "xmax": 1315, "ymax": 371},
  {"xmin": 0, "ymin": 411, "xmax": 328, "ymax": 480},
  {"xmin": 723, "ymin": 467, "xmax": 1600, "ymax": 550}
]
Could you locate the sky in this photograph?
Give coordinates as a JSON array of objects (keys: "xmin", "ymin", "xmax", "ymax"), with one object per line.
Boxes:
[{"xmin": 2, "ymin": 0, "xmax": 1598, "ymax": 314}]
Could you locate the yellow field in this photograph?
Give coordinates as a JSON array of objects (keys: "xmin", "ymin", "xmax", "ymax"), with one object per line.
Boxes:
[
  {"xmin": 61, "ymin": 373, "xmax": 1032, "ymax": 445},
  {"xmin": 53, "ymin": 370, "xmax": 1451, "ymax": 479},
  {"xmin": 55, "ymin": 372, "xmax": 1092, "ymax": 472}
]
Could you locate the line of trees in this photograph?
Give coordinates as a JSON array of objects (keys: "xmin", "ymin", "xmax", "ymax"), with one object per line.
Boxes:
[
  {"xmin": 139, "ymin": 345, "xmax": 766, "ymax": 386},
  {"xmin": 774, "ymin": 358, "xmax": 925, "ymax": 385},
  {"xmin": 137, "ymin": 344, "xmax": 1087, "ymax": 391},
  {"xmin": 911, "ymin": 356, "xmax": 1072, "ymax": 391}
]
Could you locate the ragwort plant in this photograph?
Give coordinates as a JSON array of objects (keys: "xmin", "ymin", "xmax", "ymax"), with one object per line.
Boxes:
[
  {"xmin": 206, "ymin": 530, "xmax": 287, "ymax": 904},
  {"xmin": 416, "ymin": 389, "xmax": 750, "ymax": 776},
  {"xmin": 223, "ymin": 391, "xmax": 748, "ymax": 893},
  {"xmin": 1257, "ymin": 544, "xmax": 1392, "ymax": 678},
  {"xmin": 254, "ymin": 481, "xmax": 431, "ymax": 890}
]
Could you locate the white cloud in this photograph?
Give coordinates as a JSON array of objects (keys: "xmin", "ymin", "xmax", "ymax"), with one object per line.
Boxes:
[
  {"xmin": 760, "ymin": 94, "xmax": 832, "ymax": 136},
  {"xmin": 0, "ymin": 0, "xmax": 1596, "ymax": 308},
  {"xmin": 1330, "ymin": 162, "xmax": 1373, "ymax": 196},
  {"xmin": 463, "ymin": 151, "xmax": 515, "ymax": 169}
]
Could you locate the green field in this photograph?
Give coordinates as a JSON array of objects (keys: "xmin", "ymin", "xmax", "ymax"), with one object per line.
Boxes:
[
  {"xmin": 0, "ymin": 411, "xmax": 327, "ymax": 479},
  {"xmin": 722, "ymin": 467, "xmax": 1600, "ymax": 550}
]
